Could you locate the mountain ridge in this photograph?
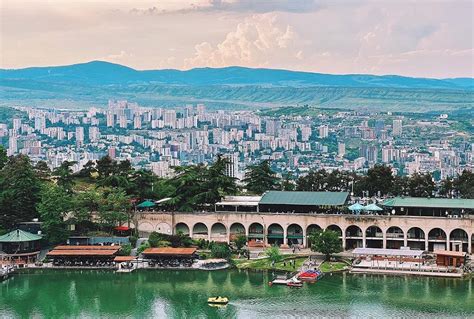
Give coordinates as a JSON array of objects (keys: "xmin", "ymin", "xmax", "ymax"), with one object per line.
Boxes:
[{"xmin": 2, "ymin": 60, "xmax": 472, "ymax": 90}]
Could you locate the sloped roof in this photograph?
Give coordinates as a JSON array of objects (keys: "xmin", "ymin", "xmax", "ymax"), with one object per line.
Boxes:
[
  {"xmin": 383, "ymin": 197, "xmax": 474, "ymax": 209},
  {"xmin": 142, "ymin": 247, "xmax": 196, "ymax": 256},
  {"xmin": 259, "ymin": 191, "xmax": 349, "ymax": 206},
  {"xmin": 0, "ymin": 229, "xmax": 42, "ymax": 243}
]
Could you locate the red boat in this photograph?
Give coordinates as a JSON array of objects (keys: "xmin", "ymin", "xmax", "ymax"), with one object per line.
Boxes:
[{"xmin": 287, "ymin": 281, "xmax": 303, "ymax": 288}]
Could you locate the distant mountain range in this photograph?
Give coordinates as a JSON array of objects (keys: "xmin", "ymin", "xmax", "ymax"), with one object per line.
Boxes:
[
  {"xmin": 1, "ymin": 60, "xmax": 473, "ymax": 89},
  {"xmin": 1, "ymin": 61, "xmax": 473, "ymax": 112}
]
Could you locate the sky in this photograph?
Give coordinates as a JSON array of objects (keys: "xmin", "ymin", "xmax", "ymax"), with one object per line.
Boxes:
[{"xmin": 1, "ymin": 0, "xmax": 473, "ymax": 78}]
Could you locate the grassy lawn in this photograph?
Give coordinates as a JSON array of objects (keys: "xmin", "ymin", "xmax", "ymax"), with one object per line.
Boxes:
[
  {"xmin": 319, "ymin": 261, "xmax": 348, "ymax": 273},
  {"xmin": 234, "ymin": 255, "xmax": 307, "ymax": 272}
]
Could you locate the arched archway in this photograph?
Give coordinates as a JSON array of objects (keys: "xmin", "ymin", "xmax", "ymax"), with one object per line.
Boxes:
[
  {"xmin": 175, "ymin": 222, "xmax": 190, "ymax": 235},
  {"xmin": 428, "ymin": 228, "xmax": 447, "ymax": 251},
  {"xmin": 230, "ymin": 223, "xmax": 246, "ymax": 241},
  {"xmin": 345, "ymin": 225, "xmax": 363, "ymax": 250},
  {"xmin": 287, "ymin": 224, "xmax": 303, "ymax": 246},
  {"xmin": 248, "ymin": 223, "xmax": 264, "ymax": 247},
  {"xmin": 210, "ymin": 223, "xmax": 227, "ymax": 242},
  {"xmin": 306, "ymin": 224, "xmax": 322, "ymax": 235},
  {"xmin": 155, "ymin": 222, "xmax": 172, "ymax": 235},
  {"xmin": 326, "ymin": 225, "xmax": 342, "ymax": 237},
  {"xmin": 386, "ymin": 226, "xmax": 404, "ymax": 249},
  {"xmin": 365, "ymin": 226, "xmax": 383, "ymax": 248},
  {"xmin": 138, "ymin": 222, "xmax": 154, "ymax": 237},
  {"xmin": 192, "ymin": 223, "xmax": 208, "ymax": 240},
  {"xmin": 306, "ymin": 224, "xmax": 322, "ymax": 248},
  {"xmin": 449, "ymin": 228, "xmax": 469, "ymax": 252},
  {"xmin": 407, "ymin": 227, "xmax": 425, "ymax": 250},
  {"xmin": 267, "ymin": 223, "xmax": 284, "ymax": 246}
]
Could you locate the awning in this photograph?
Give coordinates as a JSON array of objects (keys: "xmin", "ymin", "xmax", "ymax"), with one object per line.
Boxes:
[
  {"xmin": 142, "ymin": 247, "xmax": 196, "ymax": 256},
  {"xmin": 137, "ymin": 200, "xmax": 155, "ymax": 208},
  {"xmin": 115, "ymin": 226, "xmax": 130, "ymax": 231},
  {"xmin": 348, "ymin": 203, "xmax": 365, "ymax": 211},
  {"xmin": 364, "ymin": 203, "xmax": 383, "ymax": 211}
]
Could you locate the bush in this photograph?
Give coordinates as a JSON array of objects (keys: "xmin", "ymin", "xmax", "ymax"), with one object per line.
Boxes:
[
  {"xmin": 200, "ymin": 253, "xmax": 208, "ymax": 260},
  {"xmin": 148, "ymin": 231, "xmax": 162, "ymax": 247},
  {"xmin": 211, "ymin": 243, "xmax": 232, "ymax": 260},
  {"xmin": 233, "ymin": 235, "xmax": 247, "ymax": 250},
  {"xmin": 129, "ymin": 235, "xmax": 138, "ymax": 248},
  {"xmin": 118, "ymin": 244, "xmax": 132, "ymax": 256},
  {"xmin": 157, "ymin": 240, "xmax": 171, "ymax": 247},
  {"xmin": 265, "ymin": 246, "xmax": 282, "ymax": 265},
  {"xmin": 137, "ymin": 241, "xmax": 150, "ymax": 255}
]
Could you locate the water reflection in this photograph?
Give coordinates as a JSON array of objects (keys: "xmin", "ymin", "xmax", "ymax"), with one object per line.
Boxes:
[{"xmin": 0, "ymin": 269, "xmax": 472, "ymax": 318}]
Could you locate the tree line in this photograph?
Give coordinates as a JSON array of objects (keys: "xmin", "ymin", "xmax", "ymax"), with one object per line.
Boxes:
[{"xmin": 0, "ymin": 145, "xmax": 472, "ymax": 244}]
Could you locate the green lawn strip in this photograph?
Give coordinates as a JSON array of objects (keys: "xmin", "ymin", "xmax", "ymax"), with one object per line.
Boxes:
[
  {"xmin": 319, "ymin": 261, "xmax": 348, "ymax": 273},
  {"xmin": 234, "ymin": 255, "xmax": 307, "ymax": 272}
]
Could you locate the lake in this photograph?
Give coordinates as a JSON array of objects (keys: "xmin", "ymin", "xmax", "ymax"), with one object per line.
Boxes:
[{"xmin": 1, "ymin": 269, "xmax": 472, "ymax": 318}]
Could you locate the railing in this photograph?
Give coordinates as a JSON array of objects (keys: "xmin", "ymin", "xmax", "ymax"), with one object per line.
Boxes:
[{"xmin": 386, "ymin": 233, "xmax": 404, "ymax": 239}]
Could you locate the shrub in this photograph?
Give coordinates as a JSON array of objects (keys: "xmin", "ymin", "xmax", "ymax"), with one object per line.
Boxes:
[
  {"xmin": 137, "ymin": 241, "xmax": 150, "ymax": 255},
  {"xmin": 118, "ymin": 244, "xmax": 132, "ymax": 256},
  {"xmin": 148, "ymin": 231, "xmax": 162, "ymax": 247},
  {"xmin": 129, "ymin": 235, "xmax": 138, "ymax": 248},
  {"xmin": 211, "ymin": 243, "xmax": 232, "ymax": 260}
]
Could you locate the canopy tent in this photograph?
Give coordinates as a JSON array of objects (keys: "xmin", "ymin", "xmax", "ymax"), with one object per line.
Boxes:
[
  {"xmin": 137, "ymin": 200, "xmax": 155, "ymax": 208},
  {"xmin": 364, "ymin": 203, "xmax": 383, "ymax": 211},
  {"xmin": 348, "ymin": 203, "xmax": 365, "ymax": 211}
]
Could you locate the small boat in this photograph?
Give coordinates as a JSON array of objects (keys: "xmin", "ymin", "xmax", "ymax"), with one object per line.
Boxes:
[
  {"xmin": 207, "ymin": 296, "xmax": 229, "ymax": 305},
  {"xmin": 287, "ymin": 281, "xmax": 303, "ymax": 288}
]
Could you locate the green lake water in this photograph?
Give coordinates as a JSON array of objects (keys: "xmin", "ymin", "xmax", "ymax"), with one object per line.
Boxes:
[{"xmin": 1, "ymin": 269, "xmax": 473, "ymax": 318}]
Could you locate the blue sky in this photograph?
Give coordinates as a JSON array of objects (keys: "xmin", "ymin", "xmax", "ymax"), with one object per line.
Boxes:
[{"xmin": 1, "ymin": 0, "xmax": 473, "ymax": 78}]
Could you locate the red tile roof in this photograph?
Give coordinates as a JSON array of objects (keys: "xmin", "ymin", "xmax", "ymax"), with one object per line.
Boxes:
[
  {"xmin": 142, "ymin": 247, "xmax": 197, "ymax": 256},
  {"xmin": 47, "ymin": 249, "xmax": 119, "ymax": 256}
]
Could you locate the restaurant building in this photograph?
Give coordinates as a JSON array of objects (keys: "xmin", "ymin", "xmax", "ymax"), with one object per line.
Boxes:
[{"xmin": 0, "ymin": 229, "xmax": 42, "ymax": 264}]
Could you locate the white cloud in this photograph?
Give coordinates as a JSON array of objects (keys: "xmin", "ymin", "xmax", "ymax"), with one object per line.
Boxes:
[{"xmin": 183, "ymin": 13, "xmax": 300, "ymax": 69}]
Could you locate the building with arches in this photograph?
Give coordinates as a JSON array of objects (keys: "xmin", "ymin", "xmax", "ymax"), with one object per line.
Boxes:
[{"xmin": 132, "ymin": 193, "xmax": 474, "ymax": 254}]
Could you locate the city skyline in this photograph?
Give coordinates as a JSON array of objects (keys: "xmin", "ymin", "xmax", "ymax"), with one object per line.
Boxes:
[{"xmin": 2, "ymin": 0, "xmax": 473, "ymax": 78}]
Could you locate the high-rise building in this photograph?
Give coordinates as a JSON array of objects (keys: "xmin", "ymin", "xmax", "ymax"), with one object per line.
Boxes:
[
  {"xmin": 34, "ymin": 117, "xmax": 46, "ymax": 132},
  {"xmin": 106, "ymin": 113, "xmax": 115, "ymax": 127},
  {"xmin": 163, "ymin": 110, "xmax": 177, "ymax": 128},
  {"xmin": 393, "ymin": 119, "xmax": 403, "ymax": 136},
  {"xmin": 119, "ymin": 115, "xmax": 127, "ymax": 128},
  {"xmin": 338, "ymin": 142, "xmax": 346, "ymax": 157},
  {"xmin": 13, "ymin": 118, "xmax": 22, "ymax": 131},
  {"xmin": 108, "ymin": 147, "xmax": 116, "ymax": 159},
  {"xmin": 75, "ymin": 126, "xmax": 84, "ymax": 146},
  {"xmin": 223, "ymin": 153, "xmax": 239, "ymax": 179},
  {"xmin": 89, "ymin": 126, "xmax": 100, "ymax": 142},
  {"xmin": 319, "ymin": 125, "xmax": 329, "ymax": 138},
  {"xmin": 196, "ymin": 104, "xmax": 206, "ymax": 115},
  {"xmin": 133, "ymin": 115, "xmax": 142, "ymax": 129},
  {"xmin": 8, "ymin": 135, "xmax": 18, "ymax": 156}
]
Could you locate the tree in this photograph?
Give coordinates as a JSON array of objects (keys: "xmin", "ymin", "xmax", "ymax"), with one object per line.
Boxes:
[
  {"xmin": 0, "ymin": 146, "xmax": 7, "ymax": 170},
  {"xmin": 210, "ymin": 242, "xmax": 232, "ymax": 259},
  {"xmin": 296, "ymin": 169, "xmax": 328, "ymax": 191},
  {"xmin": 243, "ymin": 160, "xmax": 280, "ymax": 195},
  {"xmin": 97, "ymin": 189, "xmax": 131, "ymax": 230},
  {"xmin": 453, "ymin": 170, "xmax": 474, "ymax": 198},
  {"xmin": 0, "ymin": 155, "xmax": 41, "ymax": 229},
  {"xmin": 392, "ymin": 175, "xmax": 409, "ymax": 196},
  {"xmin": 53, "ymin": 161, "xmax": 76, "ymax": 194},
  {"xmin": 233, "ymin": 235, "xmax": 247, "ymax": 250},
  {"xmin": 439, "ymin": 177, "xmax": 454, "ymax": 197},
  {"xmin": 72, "ymin": 190, "xmax": 101, "ymax": 233},
  {"xmin": 34, "ymin": 161, "xmax": 51, "ymax": 181},
  {"xmin": 77, "ymin": 160, "xmax": 96, "ymax": 179},
  {"xmin": 265, "ymin": 246, "xmax": 282, "ymax": 265},
  {"xmin": 308, "ymin": 229, "xmax": 342, "ymax": 261},
  {"xmin": 407, "ymin": 172, "xmax": 435, "ymax": 197},
  {"xmin": 36, "ymin": 185, "xmax": 72, "ymax": 244},
  {"xmin": 96, "ymin": 156, "xmax": 116, "ymax": 179},
  {"xmin": 280, "ymin": 172, "xmax": 296, "ymax": 191},
  {"xmin": 363, "ymin": 165, "xmax": 394, "ymax": 196}
]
